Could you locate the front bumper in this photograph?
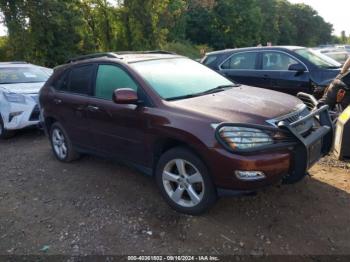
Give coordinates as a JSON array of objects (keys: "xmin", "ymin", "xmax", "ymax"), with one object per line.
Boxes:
[
  {"xmin": 1, "ymin": 96, "xmax": 40, "ymax": 130},
  {"xmin": 211, "ymin": 105, "xmax": 333, "ymax": 190}
]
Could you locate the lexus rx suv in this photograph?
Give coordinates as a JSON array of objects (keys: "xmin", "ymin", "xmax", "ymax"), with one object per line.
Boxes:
[
  {"xmin": 0, "ymin": 62, "xmax": 52, "ymax": 138},
  {"xmin": 39, "ymin": 52, "xmax": 333, "ymax": 215}
]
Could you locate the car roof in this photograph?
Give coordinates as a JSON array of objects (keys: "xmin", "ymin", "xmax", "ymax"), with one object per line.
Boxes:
[
  {"xmin": 206, "ymin": 46, "xmax": 305, "ymax": 56},
  {"xmin": 64, "ymin": 51, "xmax": 183, "ymax": 66},
  {"xmin": 0, "ymin": 62, "xmax": 30, "ymax": 67},
  {"xmin": 0, "ymin": 62, "xmax": 51, "ymax": 69}
]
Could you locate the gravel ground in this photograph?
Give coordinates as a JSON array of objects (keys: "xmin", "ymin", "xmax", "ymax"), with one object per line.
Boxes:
[{"xmin": 0, "ymin": 129, "xmax": 349, "ymax": 256}]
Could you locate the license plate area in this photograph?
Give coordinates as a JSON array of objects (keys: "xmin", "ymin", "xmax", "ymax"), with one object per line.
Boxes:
[{"xmin": 308, "ymin": 139, "xmax": 322, "ymax": 167}]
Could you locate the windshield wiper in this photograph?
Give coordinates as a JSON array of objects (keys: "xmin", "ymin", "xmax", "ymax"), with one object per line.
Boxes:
[
  {"xmin": 200, "ymin": 84, "xmax": 239, "ymax": 95},
  {"xmin": 326, "ymin": 66, "xmax": 341, "ymax": 69},
  {"xmin": 166, "ymin": 84, "xmax": 239, "ymax": 101},
  {"xmin": 166, "ymin": 94, "xmax": 200, "ymax": 101}
]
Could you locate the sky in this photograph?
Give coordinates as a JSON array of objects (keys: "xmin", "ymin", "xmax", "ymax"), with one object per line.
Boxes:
[
  {"xmin": 288, "ymin": 0, "xmax": 349, "ymax": 36},
  {"xmin": 0, "ymin": 0, "xmax": 348, "ymax": 36}
]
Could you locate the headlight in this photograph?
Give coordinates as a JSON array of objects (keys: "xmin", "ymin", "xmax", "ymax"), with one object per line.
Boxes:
[
  {"xmin": 215, "ymin": 125, "xmax": 273, "ymax": 150},
  {"xmin": 211, "ymin": 124, "xmax": 278, "ymax": 150},
  {"xmin": 3, "ymin": 92, "xmax": 26, "ymax": 104}
]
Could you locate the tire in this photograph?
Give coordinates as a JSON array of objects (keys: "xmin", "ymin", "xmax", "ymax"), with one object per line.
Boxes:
[
  {"xmin": 50, "ymin": 122, "xmax": 80, "ymax": 162},
  {"xmin": 0, "ymin": 116, "xmax": 15, "ymax": 139},
  {"xmin": 155, "ymin": 147, "xmax": 217, "ymax": 215},
  {"xmin": 282, "ymin": 172, "xmax": 308, "ymax": 184}
]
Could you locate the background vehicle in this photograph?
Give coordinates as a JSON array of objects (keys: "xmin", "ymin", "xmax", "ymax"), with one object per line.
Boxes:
[
  {"xmin": 0, "ymin": 62, "xmax": 52, "ymax": 138},
  {"xmin": 314, "ymin": 48, "xmax": 349, "ymax": 65},
  {"xmin": 335, "ymin": 45, "xmax": 350, "ymax": 53},
  {"xmin": 40, "ymin": 52, "xmax": 333, "ymax": 215},
  {"xmin": 202, "ymin": 46, "xmax": 341, "ymax": 97}
]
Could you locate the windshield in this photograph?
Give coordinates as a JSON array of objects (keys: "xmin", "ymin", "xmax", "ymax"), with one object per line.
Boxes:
[
  {"xmin": 0, "ymin": 66, "xmax": 50, "ymax": 84},
  {"xmin": 295, "ymin": 48, "xmax": 341, "ymax": 69},
  {"xmin": 130, "ymin": 58, "xmax": 233, "ymax": 100}
]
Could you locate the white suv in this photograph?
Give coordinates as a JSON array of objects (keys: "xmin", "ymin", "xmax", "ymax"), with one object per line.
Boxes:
[{"xmin": 0, "ymin": 62, "xmax": 52, "ymax": 138}]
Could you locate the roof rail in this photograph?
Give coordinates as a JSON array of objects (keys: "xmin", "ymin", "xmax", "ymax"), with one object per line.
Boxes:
[
  {"xmin": 66, "ymin": 52, "xmax": 120, "ymax": 64},
  {"xmin": 66, "ymin": 50, "xmax": 177, "ymax": 64},
  {"xmin": 114, "ymin": 50, "xmax": 177, "ymax": 55}
]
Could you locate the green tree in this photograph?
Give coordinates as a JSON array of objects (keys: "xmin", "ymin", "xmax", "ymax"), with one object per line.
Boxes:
[
  {"xmin": 257, "ymin": 0, "xmax": 280, "ymax": 45},
  {"xmin": 0, "ymin": 0, "xmax": 28, "ymax": 60},
  {"xmin": 160, "ymin": 0, "xmax": 187, "ymax": 42},
  {"xmin": 119, "ymin": 0, "xmax": 169, "ymax": 50},
  {"xmin": 185, "ymin": 1, "xmax": 215, "ymax": 46},
  {"xmin": 0, "ymin": 0, "xmax": 92, "ymax": 66},
  {"xmin": 211, "ymin": 0, "xmax": 262, "ymax": 49}
]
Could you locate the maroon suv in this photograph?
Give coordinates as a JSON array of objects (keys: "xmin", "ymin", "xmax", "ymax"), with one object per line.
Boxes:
[{"xmin": 39, "ymin": 52, "xmax": 333, "ymax": 214}]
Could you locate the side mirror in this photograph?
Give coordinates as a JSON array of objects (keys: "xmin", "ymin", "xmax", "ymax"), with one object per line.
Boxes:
[
  {"xmin": 288, "ymin": 63, "xmax": 306, "ymax": 73},
  {"xmin": 112, "ymin": 88, "xmax": 139, "ymax": 104}
]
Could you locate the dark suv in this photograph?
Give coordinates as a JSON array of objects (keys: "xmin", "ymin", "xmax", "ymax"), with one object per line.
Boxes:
[
  {"xmin": 202, "ymin": 46, "xmax": 341, "ymax": 96},
  {"xmin": 40, "ymin": 52, "xmax": 333, "ymax": 215}
]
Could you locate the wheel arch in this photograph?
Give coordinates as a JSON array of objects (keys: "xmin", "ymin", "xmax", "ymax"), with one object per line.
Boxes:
[
  {"xmin": 152, "ymin": 136, "xmax": 211, "ymax": 176},
  {"xmin": 44, "ymin": 116, "xmax": 58, "ymax": 134}
]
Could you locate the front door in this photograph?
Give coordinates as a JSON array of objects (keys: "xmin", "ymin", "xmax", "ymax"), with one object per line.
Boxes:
[
  {"xmin": 87, "ymin": 64, "xmax": 149, "ymax": 166},
  {"xmin": 260, "ymin": 51, "xmax": 310, "ymax": 95}
]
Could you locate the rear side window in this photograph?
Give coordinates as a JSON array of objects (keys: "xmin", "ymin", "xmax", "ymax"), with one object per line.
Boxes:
[
  {"xmin": 53, "ymin": 70, "xmax": 69, "ymax": 91},
  {"xmin": 221, "ymin": 52, "xmax": 257, "ymax": 70},
  {"xmin": 95, "ymin": 65, "xmax": 138, "ymax": 100},
  {"xmin": 203, "ymin": 55, "xmax": 218, "ymax": 66},
  {"xmin": 68, "ymin": 65, "xmax": 94, "ymax": 95}
]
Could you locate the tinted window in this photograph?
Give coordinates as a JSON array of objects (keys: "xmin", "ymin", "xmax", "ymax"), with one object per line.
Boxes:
[
  {"xmin": 203, "ymin": 55, "xmax": 218, "ymax": 65},
  {"xmin": 95, "ymin": 65, "xmax": 138, "ymax": 100},
  {"xmin": 221, "ymin": 52, "xmax": 257, "ymax": 70},
  {"xmin": 53, "ymin": 70, "xmax": 69, "ymax": 91},
  {"xmin": 68, "ymin": 65, "xmax": 94, "ymax": 95},
  {"xmin": 130, "ymin": 58, "xmax": 233, "ymax": 100},
  {"xmin": 262, "ymin": 52, "xmax": 299, "ymax": 71}
]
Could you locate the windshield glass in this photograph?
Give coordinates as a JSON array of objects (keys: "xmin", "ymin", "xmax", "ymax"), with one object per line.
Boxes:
[
  {"xmin": 0, "ymin": 66, "xmax": 50, "ymax": 84},
  {"xmin": 130, "ymin": 58, "xmax": 233, "ymax": 100},
  {"xmin": 295, "ymin": 48, "xmax": 341, "ymax": 69}
]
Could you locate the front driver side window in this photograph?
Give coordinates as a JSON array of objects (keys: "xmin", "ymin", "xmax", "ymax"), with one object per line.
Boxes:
[
  {"xmin": 95, "ymin": 65, "xmax": 138, "ymax": 100},
  {"xmin": 221, "ymin": 52, "xmax": 257, "ymax": 70},
  {"xmin": 262, "ymin": 52, "xmax": 299, "ymax": 71}
]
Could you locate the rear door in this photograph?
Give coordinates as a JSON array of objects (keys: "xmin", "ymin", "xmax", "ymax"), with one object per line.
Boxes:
[
  {"xmin": 219, "ymin": 51, "xmax": 261, "ymax": 86},
  {"xmin": 260, "ymin": 51, "xmax": 310, "ymax": 95},
  {"xmin": 87, "ymin": 63, "xmax": 149, "ymax": 166},
  {"xmin": 51, "ymin": 64, "xmax": 95, "ymax": 149}
]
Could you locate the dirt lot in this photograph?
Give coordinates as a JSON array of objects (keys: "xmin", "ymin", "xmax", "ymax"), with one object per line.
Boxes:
[{"xmin": 0, "ymin": 129, "xmax": 349, "ymax": 256}]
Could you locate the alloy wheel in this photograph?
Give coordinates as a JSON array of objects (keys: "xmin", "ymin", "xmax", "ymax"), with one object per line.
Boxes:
[
  {"xmin": 162, "ymin": 159, "xmax": 205, "ymax": 207},
  {"xmin": 52, "ymin": 128, "xmax": 68, "ymax": 159}
]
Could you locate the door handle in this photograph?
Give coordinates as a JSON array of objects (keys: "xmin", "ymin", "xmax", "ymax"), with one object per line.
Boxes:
[
  {"xmin": 53, "ymin": 98, "xmax": 62, "ymax": 104},
  {"xmin": 87, "ymin": 105, "xmax": 100, "ymax": 112}
]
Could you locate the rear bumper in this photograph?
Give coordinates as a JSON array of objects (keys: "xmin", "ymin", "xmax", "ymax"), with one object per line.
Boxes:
[{"xmin": 209, "ymin": 105, "xmax": 333, "ymax": 191}]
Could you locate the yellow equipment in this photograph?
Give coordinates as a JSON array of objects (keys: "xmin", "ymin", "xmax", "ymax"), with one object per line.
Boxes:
[{"xmin": 334, "ymin": 106, "xmax": 350, "ymax": 160}]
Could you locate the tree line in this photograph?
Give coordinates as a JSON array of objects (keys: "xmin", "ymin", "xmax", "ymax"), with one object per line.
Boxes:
[{"xmin": 0, "ymin": 0, "xmax": 342, "ymax": 67}]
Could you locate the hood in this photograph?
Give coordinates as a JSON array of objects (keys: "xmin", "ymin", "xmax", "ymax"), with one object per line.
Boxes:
[
  {"xmin": 0, "ymin": 82, "xmax": 45, "ymax": 94},
  {"xmin": 170, "ymin": 85, "xmax": 303, "ymax": 125},
  {"xmin": 310, "ymin": 68, "xmax": 340, "ymax": 86}
]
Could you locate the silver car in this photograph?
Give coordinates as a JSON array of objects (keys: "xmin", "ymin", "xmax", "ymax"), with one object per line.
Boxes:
[{"xmin": 0, "ymin": 62, "xmax": 52, "ymax": 138}]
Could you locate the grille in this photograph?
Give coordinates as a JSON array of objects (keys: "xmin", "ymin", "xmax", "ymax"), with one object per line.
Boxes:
[
  {"xmin": 267, "ymin": 105, "xmax": 314, "ymax": 135},
  {"xmin": 29, "ymin": 105, "xmax": 40, "ymax": 121}
]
